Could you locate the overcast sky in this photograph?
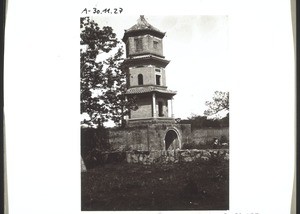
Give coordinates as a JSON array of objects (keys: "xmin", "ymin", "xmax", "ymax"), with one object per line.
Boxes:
[{"xmin": 92, "ymin": 15, "xmax": 229, "ymax": 119}]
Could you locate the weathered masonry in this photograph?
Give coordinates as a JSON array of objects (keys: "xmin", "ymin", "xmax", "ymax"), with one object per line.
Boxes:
[{"xmin": 109, "ymin": 16, "xmax": 191, "ymax": 151}]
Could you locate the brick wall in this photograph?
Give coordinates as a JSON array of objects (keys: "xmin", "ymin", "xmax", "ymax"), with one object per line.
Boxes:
[
  {"xmin": 129, "ymin": 66, "xmax": 166, "ymax": 87},
  {"xmin": 130, "ymin": 97, "xmax": 152, "ymax": 118},
  {"xmin": 129, "ymin": 66, "xmax": 153, "ymax": 86}
]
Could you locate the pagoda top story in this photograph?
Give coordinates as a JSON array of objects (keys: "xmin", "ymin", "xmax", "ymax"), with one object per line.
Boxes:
[{"xmin": 122, "ymin": 15, "xmax": 166, "ymax": 42}]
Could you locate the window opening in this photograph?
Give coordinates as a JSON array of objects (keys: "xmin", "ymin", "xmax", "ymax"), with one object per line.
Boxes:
[
  {"xmin": 134, "ymin": 38, "xmax": 143, "ymax": 52},
  {"xmin": 153, "ymin": 41, "xmax": 158, "ymax": 49},
  {"xmin": 138, "ymin": 74, "xmax": 143, "ymax": 85},
  {"xmin": 156, "ymin": 75, "xmax": 161, "ymax": 85},
  {"xmin": 158, "ymin": 102, "xmax": 163, "ymax": 117}
]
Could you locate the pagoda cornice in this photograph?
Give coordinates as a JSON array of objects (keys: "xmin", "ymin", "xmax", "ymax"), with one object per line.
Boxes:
[
  {"xmin": 129, "ymin": 52, "xmax": 165, "ymax": 59},
  {"xmin": 125, "ymin": 86, "xmax": 177, "ymax": 96},
  {"xmin": 122, "ymin": 55, "xmax": 170, "ymax": 68},
  {"xmin": 122, "ymin": 29, "xmax": 165, "ymax": 42}
]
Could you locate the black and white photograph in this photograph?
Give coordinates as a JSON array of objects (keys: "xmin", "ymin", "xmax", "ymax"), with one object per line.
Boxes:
[
  {"xmin": 80, "ymin": 15, "xmax": 229, "ymax": 211},
  {"xmin": 4, "ymin": 0, "xmax": 295, "ymax": 213}
]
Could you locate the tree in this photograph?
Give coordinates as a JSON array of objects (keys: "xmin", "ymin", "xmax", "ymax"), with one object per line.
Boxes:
[
  {"xmin": 80, "ymin": 17, "xmax": 133, "ymax": 127},
  {"xmin": 204, "ymin": 91, "xmax": 229, "ymax": 118},
  {"xmin": 180, "ymin": 114, "xmax": 223, "ymax": 129}
]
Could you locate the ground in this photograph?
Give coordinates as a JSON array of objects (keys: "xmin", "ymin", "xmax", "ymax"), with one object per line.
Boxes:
[{"xmin": 81, "ymin": 160, "xmax": 229, "ymax": 211}]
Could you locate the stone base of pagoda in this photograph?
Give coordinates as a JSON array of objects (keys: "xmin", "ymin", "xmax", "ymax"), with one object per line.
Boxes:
[{"xmin": 108, "ymin": 119, "xmax": 191, "ymax": 151}]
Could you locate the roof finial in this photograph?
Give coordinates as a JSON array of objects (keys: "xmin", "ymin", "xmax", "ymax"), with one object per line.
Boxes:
[{"xmin": 137, "ymin": 15, "xmax": 147, "ymax": 25}]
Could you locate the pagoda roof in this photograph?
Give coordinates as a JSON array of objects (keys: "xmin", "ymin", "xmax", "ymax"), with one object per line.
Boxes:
[
  {"xmin": 122, "ymin": 16, "xmax": 166, "ymax": 42},
  {"xmin": 122, "ymin": 54, "xmax": 170, "ymax": 68},
  {"xmin": 125, "ymin": 86, "xmax": 177, "ymax": 95}
]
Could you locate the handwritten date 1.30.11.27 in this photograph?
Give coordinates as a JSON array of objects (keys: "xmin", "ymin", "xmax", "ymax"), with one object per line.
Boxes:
[{"xmin": 81, "ymin": 8, "xmax": 123, "ymax": 15}]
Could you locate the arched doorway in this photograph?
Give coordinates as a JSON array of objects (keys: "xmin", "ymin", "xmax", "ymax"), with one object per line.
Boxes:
[{"xmin": 164, "ymin": 129, "xmax": 180, "ymax": 150}]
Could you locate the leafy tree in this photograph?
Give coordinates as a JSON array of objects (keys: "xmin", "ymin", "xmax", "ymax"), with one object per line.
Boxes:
[
  {"xmin": 204, "ymin": 91, "xmax": 229, "ymax": 117},
  {"xmin": 180, "ymin": 115, "xmax": 221, "ymax": 129},
  {"xmin": 179, "ymin": 91, "xmax": 229, "ymax": 129},
  {"xmin": 180, "ymin": 113, "xmax": 229, "ymax": 129},
  {"xmin": 80, "ymin": 17, "xmax": 134, "ymax": 127},
  {"xmin": 219, "ymin": 112, "xmax": 229, "ymax": 127}
]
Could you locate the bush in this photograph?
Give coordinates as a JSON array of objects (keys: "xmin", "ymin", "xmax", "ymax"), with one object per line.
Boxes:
[
  {"xmin": 83, "ymin": 149, "xmax": 127, "ymax": 169},
  {"xmin": 106, "ymin": 151, "xmax": 126, "ymax": 163},
  {"xmin": 182, "ymin": 141, "xmax": 212, "ymax": 150},
  {"xmin": 219, "ymin": 135, "xmax": 228, "ymax": 144},
  {"xmin": 81, "ymin": 126, "xmax": 111, "ymax": 169},
  {"xmin": 181, "ymin": 141, "xmax": 197, "ymax": 149}
]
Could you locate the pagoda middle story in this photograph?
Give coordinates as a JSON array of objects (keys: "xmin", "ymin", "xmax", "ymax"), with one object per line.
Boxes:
[{"xmin": 108, "ymin": 16, "xmax": 191, "ymax": 151}]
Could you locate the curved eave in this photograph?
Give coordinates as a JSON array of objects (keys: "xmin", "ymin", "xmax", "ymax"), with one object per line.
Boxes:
[
  {"xmin": 125, "ymin": 87, "xmax": 177, "ymax": 96},
  {"xmin": 122, "ymin": 55, "xmax": 170, "ymax": 68},
  {"xmin": 126, "ymin": 91, "xmax": 177, "ymax": 96},
  {"xmin": 130, "ymin": 52, "xmax": 165, "ymax": 59},
  {"xmin": 122, "ymin": 29, "xmax": 166, "ymax": 42}
]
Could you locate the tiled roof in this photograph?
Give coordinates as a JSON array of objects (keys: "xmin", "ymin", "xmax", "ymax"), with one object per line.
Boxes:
[
  {"xmin": 125, "ymin": 86, "xmax": 177, "ymax": 95},
  {"xmin": 126, "ymin": 15, "xmax": 163, "ymax": 33},
  {"xmin": 122, "ymin": 55, "xmax": 170, "ymax": 66},
  {"xmin": 122, "ymin": 16, "xmax": 165, "ymax": 41}
]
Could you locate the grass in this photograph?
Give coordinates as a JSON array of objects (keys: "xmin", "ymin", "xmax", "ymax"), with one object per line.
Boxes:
[{"xmin": 81, "ymin": 160, "xmax": 229, "ymax": 211}]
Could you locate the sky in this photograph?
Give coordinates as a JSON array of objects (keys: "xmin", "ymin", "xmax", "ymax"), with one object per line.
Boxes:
[{"xmin": 90, "ymin": 15, "xmax": 229, "ymax": 120}]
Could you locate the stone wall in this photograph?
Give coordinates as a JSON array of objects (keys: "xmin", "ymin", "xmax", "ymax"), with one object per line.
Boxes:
[
  {"xmin": 84, "ymin": 149, "xmax": 229, "ymax": 166},
  {"xmin": 108, "ymin": 122, "xmax": 192, "ymax": 151},
  {"xmin": 108, "ymin": 125, "xmax": 229, "ymax": 151},
  {"xmin": 126, "ymin": 149, "xmax": 229, "ymax": 165},
  {"xmin": 191, "ymin": 128, "xmax": 229, "ymax": 145}
]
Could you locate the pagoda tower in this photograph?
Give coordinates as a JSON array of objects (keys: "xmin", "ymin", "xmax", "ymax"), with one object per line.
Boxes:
[
  {"xmin": 109, "ymin": 16, "xmax": 191, "ymax": 152},
  {"xmin": 122, "ymin": 15, "xmax": 176, "ymax": 124}
]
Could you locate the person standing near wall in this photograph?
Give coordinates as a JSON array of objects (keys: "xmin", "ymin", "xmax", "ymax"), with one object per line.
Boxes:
[{"xmin": 213, "ymin": 138, "xmax": 219, "ymax": 148}]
